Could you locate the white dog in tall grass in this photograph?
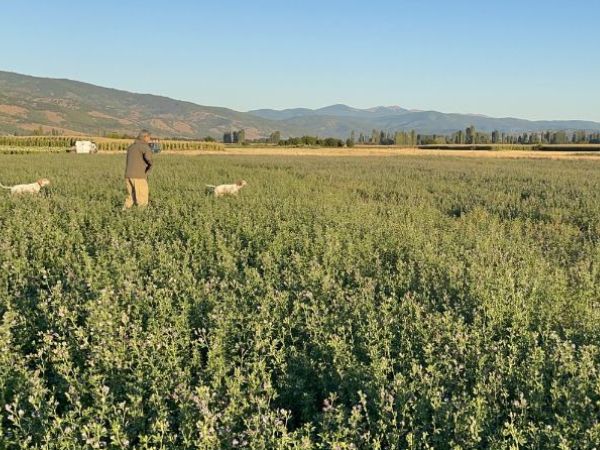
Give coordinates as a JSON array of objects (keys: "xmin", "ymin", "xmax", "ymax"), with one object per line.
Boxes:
[
  {"xmin": 206, "ymin": 180, "xmax": 247, "ymax": 197},
  {"xmin": 0, "ymin": 178, "xmax": 51, "ymax": 195}
]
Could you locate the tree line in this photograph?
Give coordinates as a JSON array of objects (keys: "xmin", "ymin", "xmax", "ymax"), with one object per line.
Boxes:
[
  {"xmin": 355, "ymin": 127, "xmax": 600, "ymax": 146},
  {"xmin": 278, "ymin": 136, "xmax": 347, "ymax": 148},
  {"xmin": 238, "ymin": 127, "xmax": 600, "ymax": 147},
  {"xmin": 223, "ymin": 130, "xmax": 246, "ymax": 144},
  {"xmin": 229, "ymin": 131, "xmax": 349, "ymax": 147}
]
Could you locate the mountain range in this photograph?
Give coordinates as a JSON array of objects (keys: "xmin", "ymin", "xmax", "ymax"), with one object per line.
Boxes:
[{"xmin": 1, "ymin": 70, "xmax": 600, "ymax": 139}]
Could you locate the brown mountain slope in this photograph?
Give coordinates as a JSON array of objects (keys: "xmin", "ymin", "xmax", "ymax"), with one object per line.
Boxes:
[{"xmin": 0, "ymin": 71, "xmax": 281, "ymax": 138}]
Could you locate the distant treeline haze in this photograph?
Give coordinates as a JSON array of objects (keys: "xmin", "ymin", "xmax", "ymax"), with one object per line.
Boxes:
[
  {"xmin": 354, "ymin": 128, "xmax": 600, "ymax": 146},
  {"xmin": 233, "ymin": 127, "xmax": 600, "ymax": 147}
]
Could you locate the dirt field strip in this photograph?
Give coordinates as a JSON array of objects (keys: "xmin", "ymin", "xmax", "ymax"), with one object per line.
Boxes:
[{"xmin": 151, "ymin": 147, "xmax": 600, "ymax": 160}]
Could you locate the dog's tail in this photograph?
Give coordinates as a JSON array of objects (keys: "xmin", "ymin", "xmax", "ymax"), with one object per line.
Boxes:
[{"xmin": 0, "ymin": 182, "xmax": 12, "ymax": 190}]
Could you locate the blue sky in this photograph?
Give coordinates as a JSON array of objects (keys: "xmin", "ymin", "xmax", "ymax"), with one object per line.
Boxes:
[{"xmin": 2, "ymin": 0, "xmax": 599, "ymax": 121}]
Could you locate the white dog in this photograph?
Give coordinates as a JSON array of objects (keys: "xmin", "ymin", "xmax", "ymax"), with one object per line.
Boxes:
[
  {"xmin": 0, "ymin": 178, "xmax": 51, "ymax": 195},
  {"xmin": 206, "ymin": 180, "xmax": 247, "ymax": 197}
]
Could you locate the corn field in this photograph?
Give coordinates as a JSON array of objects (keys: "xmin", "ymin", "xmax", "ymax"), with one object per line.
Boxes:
[
  {"xmin": 0, "ymin": 136, "xmax": 224, "ymax": 152},
  {"xmin": 0, "ymin": 153, "xmax": 599, "ymax": 449},
  {"xmin": 92, "ymin": 139, "xmax": 224, "ymax": 152}
]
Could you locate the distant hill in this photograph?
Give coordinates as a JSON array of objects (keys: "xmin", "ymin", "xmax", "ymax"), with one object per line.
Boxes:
[
  {"xmin": 249, "ymin": 106, "xmax": 600, "ymax": 135},
  {"xmin": 1, "ymin": 70, "xmax": 600, "ymax": 139},
  {"xmin": 250, "ymin": 104, "xmax": 409, "ymax": 120},
  {"xmin": 0, "ymin": 71, "xmax": 279, "ymax": 139}
]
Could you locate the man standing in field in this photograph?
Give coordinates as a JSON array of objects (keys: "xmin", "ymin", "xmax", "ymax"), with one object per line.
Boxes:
[{"xmin": 124, "ymin": 130, "xmax": 153, "ymax": 209}]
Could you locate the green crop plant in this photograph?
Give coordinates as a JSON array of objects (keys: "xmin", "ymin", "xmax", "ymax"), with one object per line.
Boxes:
[{"xmin": 0, "ymin": 154, "xmax": 598, "ymax": 449}]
